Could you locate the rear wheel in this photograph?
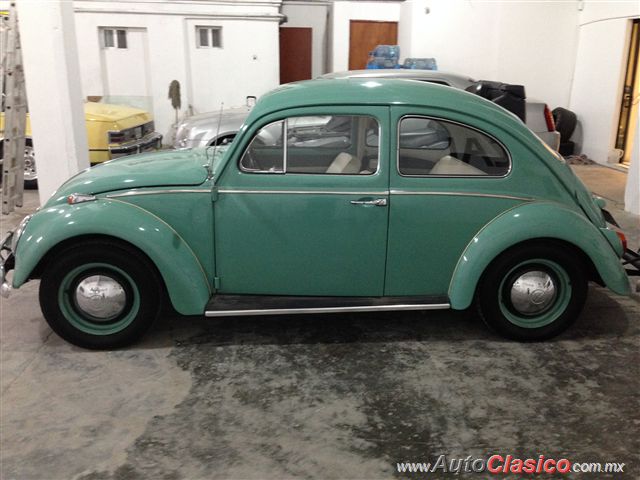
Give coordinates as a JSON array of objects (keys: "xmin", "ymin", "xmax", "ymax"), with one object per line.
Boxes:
[
  {"xmin": 477, "ymin": 243, "xmax": 588, "ymax": 340},
  {"xmin": 39, "ymin": 241, "xmax": 162, "ymax": 349}
]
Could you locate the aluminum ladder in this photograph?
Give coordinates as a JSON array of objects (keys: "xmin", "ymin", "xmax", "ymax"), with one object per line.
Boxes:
[{"xmin": 1, "ymin": 3, "xmax": 27, "ymax": 214}]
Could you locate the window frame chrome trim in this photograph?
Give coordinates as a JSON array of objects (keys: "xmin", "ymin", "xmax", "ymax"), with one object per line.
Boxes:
[{"xmin": 396, "ymin": 114, "xmax": 513, "ymax": 178}]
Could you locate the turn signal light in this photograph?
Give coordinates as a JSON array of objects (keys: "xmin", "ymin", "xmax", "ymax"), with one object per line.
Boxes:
[
  {"xmin": 67, "ymin": 193, "xmax": 96, "ymax": 205},
  {"xmin": 616, "ymin": 231, "xmax": 627, "ymax": 251}
]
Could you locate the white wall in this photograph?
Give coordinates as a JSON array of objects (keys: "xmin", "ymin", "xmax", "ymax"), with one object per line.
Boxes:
[
  {"xmin": 569, "ymin": 18, "xmax": 629, "ymax": 161},
  {"xmin": 568, "ymin": 0, "xmax": 639, "ymax": 214},
  {"xmin": 186, "ymin": 18, "xmax": 279, "ymax": 114},
  {"xmin": 330, "ymin": 1, "xmax": 402, "ymax": 72},
  {"xmin": 73, "ymin": 0, "xmax": 282, "ymax": 143},
  {"xmin": 399, "ymin": 0, "xmax": 579, "ymax": 109},
  {"xmin": 16, "ymin": 0, "xmax": 90, "ymax": 203},
  {"xmin": 625, "ymin": 121, "xmax": 639, "ymax": 215},
  {"xmin": 282, "ymin": 1, "xmax": 330, "ymax": 78}
]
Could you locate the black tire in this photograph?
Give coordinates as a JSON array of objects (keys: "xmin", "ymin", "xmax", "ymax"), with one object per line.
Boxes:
[
  {"xmin": 558, "ymin": 141, "xmax": 575, "ymax": 157},
  {"xmin": 477, "ymin": 243, "xmax": 588, "ymax": 341},
  {"xmin": 552, "ymin": 107, "xmax": 577, "ymax": 142},
  {"xmin": 39, "ymin": 240, "xmax": 162, "ymax": 349}
]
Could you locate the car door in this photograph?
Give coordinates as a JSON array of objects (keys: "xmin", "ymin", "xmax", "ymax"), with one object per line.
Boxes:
[
  {"xmin": 385, "ymin": 106, "xmax": 525, "ymax": 297},
  {"xmin": 214, "ymin": 106, "xmax": 390, "ymax": 297}
]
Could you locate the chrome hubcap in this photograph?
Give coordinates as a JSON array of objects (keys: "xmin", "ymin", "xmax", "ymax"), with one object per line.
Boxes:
[
  {"xmin": 24, "ymin": 145, "xmax": 37, "ymax": 181},
  {"xmin": 74, "ymin": 275, "xmax": 127, "ymax": 321},
  {"xmin": 509, "ymin": 270, "xmax": 557, "ymax": 315}
]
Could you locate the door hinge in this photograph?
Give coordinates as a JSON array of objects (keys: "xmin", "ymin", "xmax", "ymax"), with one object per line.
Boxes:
[
  {"xmin": 211, "ymin": 187, "xmax": 218, "ymax": 202},
  {"xmin": 214, "ymin": 276, "xmax": 221, "ymax": 289}
]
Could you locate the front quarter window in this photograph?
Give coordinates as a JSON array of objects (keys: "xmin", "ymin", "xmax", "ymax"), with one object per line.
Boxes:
[{"xmin": 239, "ymin": 121, "xmax": 284, "ymax": 173}]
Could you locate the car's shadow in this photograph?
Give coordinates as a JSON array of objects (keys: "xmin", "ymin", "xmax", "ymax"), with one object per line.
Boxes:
[{"xmin": 137, "ymin": 286, "xmax": 633, "ymax": 350}]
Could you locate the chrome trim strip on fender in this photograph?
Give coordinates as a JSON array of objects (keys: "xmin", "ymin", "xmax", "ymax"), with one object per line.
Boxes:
[
  {"xmin": 390, "ymin": 190, "xmax": 533, "ymax": 202},
  {"xmin": 205, "ymin": 303, "xmax": 450, "ymax": 317},
  {"xmin": 106, "ymin": 189, "xmax": 211, "ymax": 198},
  {"xmin": 218, "ymin": 189, "xmax": 389, "ymax": 196}
]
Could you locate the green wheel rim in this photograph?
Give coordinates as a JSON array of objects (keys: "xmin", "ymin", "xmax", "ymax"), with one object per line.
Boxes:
[
  {"xmin": 58, "ymin": 263, "xmax": 140, "ymax": 336},
  {"xmin": 498, "ymin": 259, "xmax": 572, "ymax": 329}
]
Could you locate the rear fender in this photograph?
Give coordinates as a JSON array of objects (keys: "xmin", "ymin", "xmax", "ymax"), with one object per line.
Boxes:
[{"xmin": 448, "ymin": 202, "xmax": 630, "ymax": 310}]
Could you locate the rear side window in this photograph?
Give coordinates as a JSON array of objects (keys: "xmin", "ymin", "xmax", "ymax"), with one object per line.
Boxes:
[{"xmin": 398, "ymin": 116, "xmax": 510, "ymax": 176}]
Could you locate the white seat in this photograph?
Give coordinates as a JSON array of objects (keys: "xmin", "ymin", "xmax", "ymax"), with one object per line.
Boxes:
[
  {"xmin": 326, "ymin": 152, "xmax": 361, "ymax": 174},
  {"xmin": 430, "ymin": 155, "xmax": 487, "ymax": 175}
]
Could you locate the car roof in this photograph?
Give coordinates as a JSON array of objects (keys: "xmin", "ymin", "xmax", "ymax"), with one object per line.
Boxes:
[
  {"xmin": 320, "ymin": 69, "xmax": 477, "ymax": 89},
  {"xmin": 248, "ymin": 78, "xmax": 513, "ymax": 123}
]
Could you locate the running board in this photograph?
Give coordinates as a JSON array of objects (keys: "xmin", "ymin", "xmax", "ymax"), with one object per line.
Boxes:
[{"xmin": 205, "ymin": 294, "xmax": 450, "ymax": 317}]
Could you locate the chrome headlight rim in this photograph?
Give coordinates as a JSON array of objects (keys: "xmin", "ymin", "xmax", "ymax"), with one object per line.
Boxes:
[{"xmin": 11, "ymin": 214, "xmax": 33, "ymax": 252}]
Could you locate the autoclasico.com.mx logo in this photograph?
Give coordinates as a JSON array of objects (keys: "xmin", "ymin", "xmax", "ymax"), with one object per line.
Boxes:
[{"xmin": 396, "ymin": 454, "xmax": 626, "ymax": 475}]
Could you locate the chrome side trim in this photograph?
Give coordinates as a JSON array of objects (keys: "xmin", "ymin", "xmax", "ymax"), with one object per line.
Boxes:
[
  {"xmin": 106, "ymin": 189, "xmax": 211, "ymax": 198},
  {"xmin": 205, "ymin": 303, "xmax": 450, "ymax": 317},
  {"xmin": 218, "ymin": 189, "xmax": 389, "ymax": 196},
  {"xmin": 390, "ymin": 190, "xmax": 533, "ymax": 202}
]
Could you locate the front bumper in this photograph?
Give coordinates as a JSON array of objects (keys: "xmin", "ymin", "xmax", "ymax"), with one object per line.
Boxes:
[
  {"xmin": 109, "ymin": 132, "xmax": 163, "ymax": 159},
  {"xmin": 0, "ymin": 231, "xmax": 15, "ymax": 298}
]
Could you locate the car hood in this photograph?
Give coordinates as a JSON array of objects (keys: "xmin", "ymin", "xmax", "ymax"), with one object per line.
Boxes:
[
  {"xmin": 48, "ymin": 149, "xmax": 209, "ymax": 205},
  {"xmin": 83, "ymin": 102, "xmax": 151, "ymax": 123}
]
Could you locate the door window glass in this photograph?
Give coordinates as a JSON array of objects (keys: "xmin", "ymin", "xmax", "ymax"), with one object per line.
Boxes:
[
  {"xmin": 398, "ymin": 116, "xmax": 510, "ymax": 176},
  {"xmin": 240, "ymin": 115, "xmax": 379, "ymax": 175}
]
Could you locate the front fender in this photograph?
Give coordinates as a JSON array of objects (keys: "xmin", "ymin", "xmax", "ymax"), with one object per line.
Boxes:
[
  {"xmin": 13, "ymin": 199, "xmax": 211, "ymax": 315},
  {"xmin": 448, "ymin": 202, "xmax": 630, "ymax": 310}
]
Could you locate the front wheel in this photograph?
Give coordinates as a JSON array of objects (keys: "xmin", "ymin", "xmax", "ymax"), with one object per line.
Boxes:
[
  {"xmin": 39, "ymin": 241, "xmax": 162, "ymax": 349},
  {"xmin": 477, "ymin": 243, "xmax": 588, "ymax": 341}
]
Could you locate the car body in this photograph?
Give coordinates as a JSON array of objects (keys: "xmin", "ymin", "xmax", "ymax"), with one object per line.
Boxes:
[
  {"xmin": 0, "ymin": 78, "xmax": 630, "ymax": 349},
  {"xmin": 173, "ymin": 69, "xmax": 560, "ymax": 151},
  {"xmin": 0, "ymin": 102, "xmax": 162, "ymax": 188}
]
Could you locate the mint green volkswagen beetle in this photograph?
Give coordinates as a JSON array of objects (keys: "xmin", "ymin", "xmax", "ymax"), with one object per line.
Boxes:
[{"xmin": 0, "ymin": 79, "xmax": 631, "ymax": 348}]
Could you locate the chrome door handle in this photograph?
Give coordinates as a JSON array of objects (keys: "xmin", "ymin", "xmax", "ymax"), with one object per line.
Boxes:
[{"xmin": 350, "ymin": 198, "xmax": 387, "ymax": 206}]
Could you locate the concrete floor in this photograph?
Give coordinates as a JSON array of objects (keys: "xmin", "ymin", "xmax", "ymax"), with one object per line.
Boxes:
[{"xmin": 1, "ymin": 166, "xmax": 639, "ymax": 479}]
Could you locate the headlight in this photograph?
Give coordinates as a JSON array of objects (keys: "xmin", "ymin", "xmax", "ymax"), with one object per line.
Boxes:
[{"xmin": 11, "ymin": 214, "xmax": 32, "ymax": 252}]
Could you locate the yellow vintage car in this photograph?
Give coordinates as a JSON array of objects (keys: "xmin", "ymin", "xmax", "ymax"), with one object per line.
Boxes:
[{"xmin": 0, "ymin": 102, "xmax": 162, "ymax": 188}]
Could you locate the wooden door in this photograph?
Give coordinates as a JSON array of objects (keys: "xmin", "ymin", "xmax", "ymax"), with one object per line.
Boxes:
[
  {"xmin": 349, "ymin": 20, "xmax": 398, "ymax": 70},
  {"xmin": 279, "ymin": 27, "xmax": 312, "ymax": 84}
]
